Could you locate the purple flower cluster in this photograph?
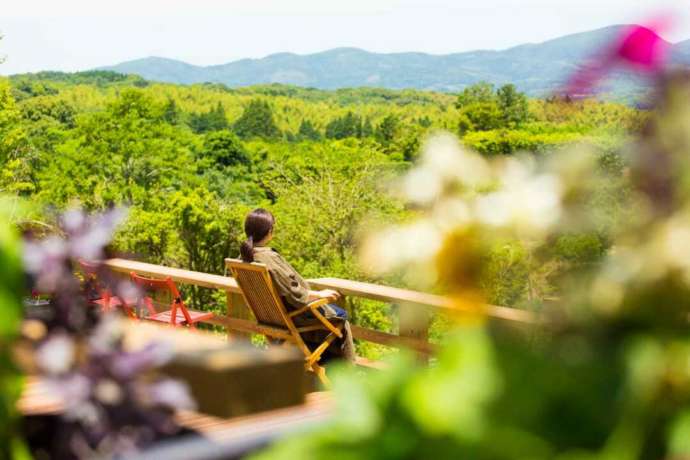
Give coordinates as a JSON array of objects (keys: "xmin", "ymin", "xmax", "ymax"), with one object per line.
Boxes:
[
  {"xmin": 22, "ymin": 208, "xmax": 129, "ymax": 334},
  {"xmin": 23, "ymin": 208, "xmax": 127, "ymax": 295},
  {"xmin": 22, "ymin": 208, "xmax": 196, "ymax": 458},
  {"xmin": 39, "ymin": 317, "xmax": 195, "ymax": 458}
]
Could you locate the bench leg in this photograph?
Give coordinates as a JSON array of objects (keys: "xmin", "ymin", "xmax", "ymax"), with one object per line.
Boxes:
[{"xmin": 310, "ymin": 363, "xmax": 330, "ymax": 387}]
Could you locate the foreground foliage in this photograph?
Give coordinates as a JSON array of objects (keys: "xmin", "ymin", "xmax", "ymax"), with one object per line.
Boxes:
[
  {"xmin": 0, "ymin": 205, "xmax": 29, "ymax": 459},
  {"xmin": 252, "ymin": 71, "xmax": 690, "ymax": 460}
]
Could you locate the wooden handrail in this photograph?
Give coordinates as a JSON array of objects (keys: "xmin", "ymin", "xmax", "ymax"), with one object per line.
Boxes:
[
  {"xmin": 105, "ymin": 258, "xmax": 241, "ymax": 292},
  {"xmin": 309, "ymin": 278, "xmax": 538, "ymax": 324},
  {"xmin": 103, "ymin": 259, "xmax": 539, "ymax": 354}
]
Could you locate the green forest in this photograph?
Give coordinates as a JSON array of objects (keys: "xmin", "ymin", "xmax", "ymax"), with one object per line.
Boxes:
[
  {"xmin": 0, "ymin": 70, "xmax": 643, "ymax": 356},
  {"xmin": 6, "ymin": 15, "xmax": 690, "ymax": 458}
]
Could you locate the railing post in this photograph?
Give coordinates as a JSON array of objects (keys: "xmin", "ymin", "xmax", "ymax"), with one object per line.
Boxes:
[
  {"xmin": 226, "ymin": 291, "xmax": 252, "ymax": 342},
  {"xmin": 398, "ymin": 302, "xmax": 430, "ymax": 360}
]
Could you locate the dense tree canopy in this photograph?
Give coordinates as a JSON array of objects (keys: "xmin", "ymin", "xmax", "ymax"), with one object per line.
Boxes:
[
  {"xmin": 456, "ymin": 83, "xmax": 532, "ymax": 133},
  {"xmin": 297, "ymin": 119, "xmax": 322, "ymax": 141},
  {"xmin": 202, "ymin": 130, "xmax": 250, "ymax": 168},
  {"xmin": 0, "ymin": 79, "xmax": 25, "ymax": 164},
  {"xmin": 496, "ymin": 83, "xmax": 529, "ymax": 127},
  {"xmin": 325, "ymin": 111, "xmax": 364, "ymax": 139},
  {"xmin": 189, "ymin": 102, "xmax": 229, "ymax": 133},
  {"xmin": 455, "ymin": 81, "xmax": 496, "ymax": 108},
  {"xmin": 232, "ymin": 99, "xmax": 281, "ymax": 139}
]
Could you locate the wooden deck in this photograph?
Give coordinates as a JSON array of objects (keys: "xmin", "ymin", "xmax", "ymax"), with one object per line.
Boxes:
[
  {"xmin": 19, "ymin": 377, "xmax": 334, "ymax": 436},
  {"xmin": 19, "ymin": 377, "xmax": 333, "ymax": 457},
  {"xmin": 18, "ymin": 260, "xmax": 543, "ymax": 458}
]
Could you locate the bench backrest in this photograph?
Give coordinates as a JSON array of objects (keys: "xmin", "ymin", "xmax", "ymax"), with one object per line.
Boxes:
[{"xmin": 225, "ymin": 258, "xmax": 291, "ymax": 329}]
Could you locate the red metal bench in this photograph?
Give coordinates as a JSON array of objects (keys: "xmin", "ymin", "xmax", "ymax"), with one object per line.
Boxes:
[{"xmin": 128, "ymin": 272, "xmax": 214, "ymax": 328}]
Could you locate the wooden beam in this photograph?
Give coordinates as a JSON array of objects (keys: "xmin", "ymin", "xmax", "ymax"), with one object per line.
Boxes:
[
  {"xmin": 309, "ymin": 277, "xmax": 538, "ymax": 324},
  {"xmin": 399, "ymin": 301, "xmax": 431, "ymax": 361},
  {"xmin": 210, "ymin": 316, "xmax": 295, "ymax": 342},
  {"xmin": 350, "ymin": 325, "xmax": 436, "ymax": 355},
  {"xmin": 213, "ymin": 315, "xmax": 436, "ymax": 356}
]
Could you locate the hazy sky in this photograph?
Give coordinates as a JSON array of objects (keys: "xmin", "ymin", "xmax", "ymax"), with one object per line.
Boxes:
[{"xmin": 1, "ymin": 0, "xmax": 689, "ymax": 75}]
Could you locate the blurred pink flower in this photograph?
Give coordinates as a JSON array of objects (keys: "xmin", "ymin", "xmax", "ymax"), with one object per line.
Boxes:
[
  {"xmin": 562, "ymin": 21, "xmax": 672, "ymax": 98},
  {"xmin": 615, "ymin": 24, "xmax": 670, "ymax": 72}
]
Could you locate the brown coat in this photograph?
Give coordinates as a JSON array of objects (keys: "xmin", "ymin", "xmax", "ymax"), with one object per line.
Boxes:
[
  {"xmin": 252, "ymin": 246, "xmax": 340, "ymax": 316},
  {"xmin": 251, "ymin": 246, "xmax": 355, "ymax": 362},
  {"xmin": 252, "ymin": 246, "xmax": 310, "ymax": 308}
]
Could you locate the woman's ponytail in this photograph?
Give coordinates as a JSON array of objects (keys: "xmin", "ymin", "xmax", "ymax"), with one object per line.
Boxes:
[
  {"xmin": 240, "ymin": 235, "xmax": 255, "ymax": 262},
  {"xmin": 240, "ymin": 209, "xmax": 275, "ymax": 263}
]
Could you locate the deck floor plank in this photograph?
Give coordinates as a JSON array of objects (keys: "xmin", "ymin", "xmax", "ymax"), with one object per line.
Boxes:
[{"xmin": 18, "ymin": 377, "xmax": 333, "ymax": 441}]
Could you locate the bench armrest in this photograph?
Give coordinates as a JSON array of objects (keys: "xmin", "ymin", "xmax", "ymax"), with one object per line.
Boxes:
[{"xmin": 287, "ymin": 296, "xmax": 343, "ymax": 338}]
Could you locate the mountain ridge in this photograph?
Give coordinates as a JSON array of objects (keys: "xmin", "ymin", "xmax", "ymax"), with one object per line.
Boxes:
[{"xmin": 97, "ymin": 25, "xmax": 689, "ymax": 97}]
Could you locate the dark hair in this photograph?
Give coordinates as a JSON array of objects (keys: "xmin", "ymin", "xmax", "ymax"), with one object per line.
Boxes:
[{"xmin": 240, "ymin": 208, "xmax": 275, "ymax": 262}]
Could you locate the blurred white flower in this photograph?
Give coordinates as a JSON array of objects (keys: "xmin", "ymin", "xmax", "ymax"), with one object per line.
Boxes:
[
  {"xmin": 432, "ymin": 199, "xmax": 472, "ymax": 232},
  {"xmin": 403, "ymin": 134, "xmax": 492, "ymax": 205},
  {"xmin": 70, "ymin": 208, "xmax": 128, "ymax": 261},
  {"xmin": 89, "ymin": 314, "xmax": 124, "ymax": 354},
  {"xmin": 475, "ymin": 172, "xmax": 562, "ymax": 234},
  {"xmin": 475, "ymin": 192, "xmax": 512, "ymax": 227},
  {"xmin": 95, "ymin": 379, "xmax": 124, "ymax": 405},
  {"xmin": 364, "ymin": 136, "xmax": 569, "ymax": 286},
  {"xmin": 37, "ymin": 334, "xmax": 75, "ymax": 375},
  {"xmin": 146, "ymin": 380, "xmax": 196, "ymax": 411},
  {"xmin": 111, "ymin": 342, "xmax": 173, "ymax": 379},
  {"xmin": 421, "ymin": 134, "xmax": 490, "ymax": 186},
  {"xmin": 601, "ymin": 218, "xmax": 690, "ymax": 289},
  {"xmin": 662, "ymin": 222, "xmax": 690, "ymax": 274},
  {"xmin": 116, "ymin": 280, "xmax": 140, "ymax": 305},
  {"xmin": 601, "ymin": 247, "xmax": 645, "ymax": 284},
  {"xmin": 22, "ymin": 207, "xmax": 128, "ymax": 295},
  {"xmin": 68, "ymin": 401, "xmax": 102, "ymax": 427},
  {"xmin": 362, "ymin": 221, "xmax": 442, "ymax": 274},
  {"xmin": 62, "ymin": 208, "xmax": 86, "ymax": 233},
  {"xmin": 546, "ymin": 144, "xmax": 599, "ymax": 188},
  {"xmin": 48, "ymin": 374, "xmax": 100, "ymax": 425},
  {"xmin": 23, "ymin": 236, "xmax": 69, "ymax": 292},
  {"xmin": 403, "ymin": 168, "xmax": 443, "ymax": 204}
]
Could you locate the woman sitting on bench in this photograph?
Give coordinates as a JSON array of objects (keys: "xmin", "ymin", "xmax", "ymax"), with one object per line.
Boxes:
[{"xmin": 239, "ymin": 208, "xmax": 356, "ymax": 363}]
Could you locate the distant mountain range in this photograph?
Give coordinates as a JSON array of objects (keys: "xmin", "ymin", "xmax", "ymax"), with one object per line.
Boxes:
[{"xmin": 99, "ymin": 25, "xmax": 690, "ymax": 98}]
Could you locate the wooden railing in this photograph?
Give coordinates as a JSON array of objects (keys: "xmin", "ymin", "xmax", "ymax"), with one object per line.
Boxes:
[{"xmin": 104, "ymin": 258, "xmax": 538, "ymax": 354}]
